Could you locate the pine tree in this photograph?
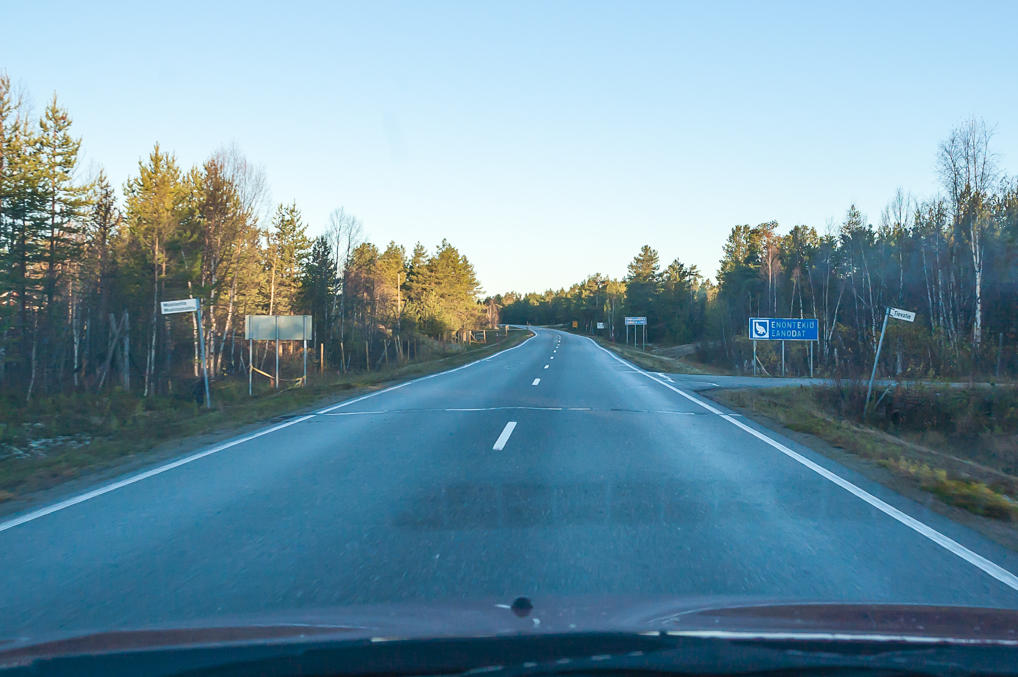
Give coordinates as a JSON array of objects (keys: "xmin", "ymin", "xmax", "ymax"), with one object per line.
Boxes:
[
  {"xmin": 263, "ymin": 202, "xmax": 310, "ymax": 316},
  {"xmin": 35, "ymin": 94, "xmax": 88, "ymax": 309},
  {"xmin": 124, "ymin": 144, "xmax": 186, "ymax": 396},
  {"xmin": 4, "ymin": 116, "xmax": 48, "ymax": 394},
  {"xmin": 375, "ymin": 241, "xmax": 406, "ymax": 327},
  {"xmin": 0, "ymin": 72, "xmax": 25, "ymax": 386},
  {"xmin": 300, "ymin": 235, "xmax": 336, "ymax": 343},
  {"xmin": 625, "ymin": 244, "xmax": 660, "ymax": 323}
]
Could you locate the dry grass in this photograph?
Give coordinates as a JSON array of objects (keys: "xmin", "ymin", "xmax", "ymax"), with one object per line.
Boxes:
[
  {"xmin": 595, "ymin": 339, "xmax": 715, "ymax": 375},
  {"xmin": 0, "ymin": 330, "xmax": 531, "ymax": 502},
  {"xmin": 880, "ymin": 457, "xmax": 1016, "ymax": 520},
  {"xmin": 712, "ymin": 386, "xmax": 1018, "ymax": 522}
]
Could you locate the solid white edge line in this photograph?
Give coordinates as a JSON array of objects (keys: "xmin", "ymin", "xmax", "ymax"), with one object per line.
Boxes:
[
  {"xmin": 531, "ymin": 378, "xmax": 541, "ymax": 386},
  {"xmin": 1, "ymin": 331, "xmax": 538, "ymax": 534},
  {"xmin": 584, "ymin": 335, "xmax": 1018, "ymax": 593},
  {"xmin": 492, "ymin": 421, "xmax": 517, "ymax": 451},
  {"xmin": 0, "ymin": 414, "xmax": 315, "ymax": 534}
]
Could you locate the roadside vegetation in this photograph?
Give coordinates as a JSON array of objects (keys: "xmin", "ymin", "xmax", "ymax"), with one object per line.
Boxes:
[
  {"xmin": 499, "ymin": 117, "xmax": 1018, "ymax": 382},
  {"xmin": 588, "ymin": 335, "xmax": 720, "ymax": 376},
  {"xmin": 0, "ymin": 329, "xmax": 529, "ymax": 506},
  {"xmin": 1, "ymin": 71, "xmax": 498, "ymax": 411},
  {"xmin": 711, "ymin": 383, "xmax": 1018, "ymax": 522}
]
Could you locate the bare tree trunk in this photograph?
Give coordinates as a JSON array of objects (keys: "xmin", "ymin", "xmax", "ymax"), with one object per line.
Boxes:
[
  {"xmin": 971, "ymin": 224, "xmax": 983, "ymax": 346},
  {"xmin": 217, "ymin": 273, "xmax": 237, "ymax": 374},
  {"xmin": 260, "ymin": 250, "xmax": 278, "ymax": 369},
  {"xmin": 72, "ymin": 298, "xmax": 80, "ymax": 388},
  {"xmin": 122, "ymin": 310, "xmax": 130, "ymax": 390},
  {"xmin": 144, "ymin": 312, "xmax": 155, "ymax": 397},
  {"xmin": 187, "ymin": 281, "xmax": 199, "ymax": 377},
  {"xmin": 26, "ymin": 315, "xmax": 38, "ymax": 402}
]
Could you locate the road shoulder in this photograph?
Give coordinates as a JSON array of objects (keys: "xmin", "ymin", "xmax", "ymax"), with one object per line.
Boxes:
[
  {"xmin": 703, "ymin": 387, "xmax": 1018, "ymax": 554},
  {"xmin": 0, "ymin": 330, "xmax": 533, "ymax": 520}
]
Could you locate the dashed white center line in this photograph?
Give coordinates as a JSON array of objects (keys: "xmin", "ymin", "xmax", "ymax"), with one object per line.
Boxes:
[
  {"xmin": 492, "ymin": 421, "xmax": 517, "ymax": 451},
  {"xmin": 544, "ymin": 364, "xmax": 549, "ymax": 369},
  {"xmin": 531, "ymin": 378, "xmax": 541, "ymax": 386},
  {"xmin": 550, "ymin": 356, "xmax": 554, "ymax": 360}
]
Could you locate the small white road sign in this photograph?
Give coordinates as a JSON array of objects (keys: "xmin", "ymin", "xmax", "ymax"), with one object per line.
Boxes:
[
  {"xmin": 160, "ymin": 298, "xmax": 199, "ymax": 314},
  {"xmin": 888, "ymin": 307, "xmax": 916, "ymax": 322}
]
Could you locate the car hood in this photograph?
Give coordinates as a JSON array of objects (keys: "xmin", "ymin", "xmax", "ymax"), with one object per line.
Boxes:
[{"xmin": 4, "ymin": 597, "xmax": 1018, "ymax": 664}]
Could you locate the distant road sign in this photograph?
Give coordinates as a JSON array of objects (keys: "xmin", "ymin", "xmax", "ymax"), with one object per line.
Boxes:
[
  {"xmin": 245, "ymin": 315, "xmax": 313, "ymax": 340},
  {"xmin": 572, "ymin": 320, "xmax": 578, "ymax": 328},
  {"xmin": 624, "ymin": 316, "xmax": 647, "ymax": 326},
  {"xmin": 596, "ymin": 321, "xmax": 605, "ymax": 329},
  {"xmin": 160, "ymin": 298, "xmax": 199, "ymax": 314},
  {"xmin": 889, "ymin": 307, "xmax": 916, "ymax": 322},
  {"xmin": 749, "ymin": 317, "xmax": 818, "ymax": 341}
]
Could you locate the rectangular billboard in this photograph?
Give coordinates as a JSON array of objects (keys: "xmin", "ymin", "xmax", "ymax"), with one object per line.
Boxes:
[
  {"xmin": 245, "ymin": 315, "xmax": 312, "ymax": 340},
  {"xmin": 748, "ymin": 317, "xmax": 818, "ymax": 341}
]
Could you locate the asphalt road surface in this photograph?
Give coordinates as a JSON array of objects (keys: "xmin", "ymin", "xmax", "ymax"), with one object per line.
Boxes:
[{"xmin": 4, "ymin": 328, "xmax": 1018, "ymax": 639}]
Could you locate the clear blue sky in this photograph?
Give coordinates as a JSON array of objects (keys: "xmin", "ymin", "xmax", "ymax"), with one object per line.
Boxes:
[{"xmin": 3, "ymin": 1, "xmax": 1016, "ymax": 294}]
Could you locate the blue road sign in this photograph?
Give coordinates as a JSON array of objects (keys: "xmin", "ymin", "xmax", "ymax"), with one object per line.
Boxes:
[
  {"xmin": 624, "ymin": 316, "xmax": 647, "ymax": 326},
  {"xmin": 749, "ymin": 317, "xmax": 818, "ymax": 341}
]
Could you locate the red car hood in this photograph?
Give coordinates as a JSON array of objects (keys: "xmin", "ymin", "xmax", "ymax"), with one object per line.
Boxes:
[{"xmin": 3, "ymin": 597, "xmax": 1018, "ymax": 664}]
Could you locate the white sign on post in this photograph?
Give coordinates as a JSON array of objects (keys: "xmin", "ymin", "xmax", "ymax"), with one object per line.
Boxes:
[
  {"xmin": 596, "ymin": 322, "xmax": 605, "ymax": 329},
  {"xmin": 245, "ymin": 315, "xmax": 313, "ymax": 340},
  {"xmin": 160, "ymin": 298, "xmax": 199, "ymax": 314},
  {"xmin": 866, "ymin": 306, "xmax": 916, "ymax": 410},
  {"xmin": 888, "ymin": 307, "xmax": 916, "ymax": 322},
  {"xmin": 159, "ymin": 297, "xmax": 210, "ymax": 407}
]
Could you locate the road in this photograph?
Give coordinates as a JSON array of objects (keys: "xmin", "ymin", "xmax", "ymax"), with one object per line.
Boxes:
[{"xmin": 3, "ymin": 328, "xmax": 1018, "ymax": 638}]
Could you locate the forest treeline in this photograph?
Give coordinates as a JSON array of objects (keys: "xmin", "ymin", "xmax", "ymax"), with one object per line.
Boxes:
[
  {"xmin": 0, "ymin": 73, "xmax": 490, "ymax": 402},
  {"xmin": 498, "ymin": 118, "xmax": 1018, "ymax": 378}
]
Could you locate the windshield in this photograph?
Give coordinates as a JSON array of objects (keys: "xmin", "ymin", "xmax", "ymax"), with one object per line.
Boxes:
[{"xmin": 2, "ymin": 0, "xmax": 1018, "ymax": 670}]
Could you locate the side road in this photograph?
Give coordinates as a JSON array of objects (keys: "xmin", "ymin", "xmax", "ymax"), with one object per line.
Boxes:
[{"xmin": 588, "ymin": 336, "xmax": 1018, "ymax": 554}]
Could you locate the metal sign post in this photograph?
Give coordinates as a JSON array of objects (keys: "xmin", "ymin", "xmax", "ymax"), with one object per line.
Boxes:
[
  {"xmin": 866, "ymin": 307, "xmax": 915, "ymax": 411},
  {"xmin": 161, "ymin": 298, "xmax": 210, "ymax": 408},
  {"xmin": 195, "ymin": 301, "xmax": 211, "ymax": 408},
  {"xmin": 245, "ymin": 315, "xmax": 313, "ymax": 393},
  {"xmin": 624, "ymin": 317, "xmax": 647, "ymax": 349}
]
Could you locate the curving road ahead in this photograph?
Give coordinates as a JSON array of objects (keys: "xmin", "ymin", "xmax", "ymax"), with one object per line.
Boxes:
[{"xmin": 3, "ymin": 328, "xmax": 1018, "ymax": 638}]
